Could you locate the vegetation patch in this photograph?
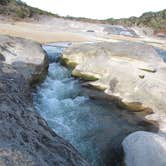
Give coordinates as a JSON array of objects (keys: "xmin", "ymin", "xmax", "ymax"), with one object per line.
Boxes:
[
  {"xmin": 0, "ymin": 0, "xmax": 165, "ymax": 32},
  {"xmin": 63, "ymin": 10, "xmax": 166, "ymax": 33},
  {"xmin": 0, "ymin": 0, "xmax": 59, "ymax": 18}
]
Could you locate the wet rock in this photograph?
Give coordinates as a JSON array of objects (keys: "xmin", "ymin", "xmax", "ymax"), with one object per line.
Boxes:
[
  {"xmin": 155, "ymin": 47, "xmax": 166, "ymax": 62},
  {"xmin": 0, "ymin": 35, "xmax": 90, "ymax": 166}
]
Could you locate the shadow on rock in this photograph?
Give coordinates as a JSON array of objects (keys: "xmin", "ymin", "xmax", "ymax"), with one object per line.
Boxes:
[{"xmin": 0, "ymin": 62, "xmax": 90, "ymax": 166}]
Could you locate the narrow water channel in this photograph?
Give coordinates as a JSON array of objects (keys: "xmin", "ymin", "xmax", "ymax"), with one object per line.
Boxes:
[{"xmin": 33, "ymin": 43, "xmax": 156, "ymax": 166}]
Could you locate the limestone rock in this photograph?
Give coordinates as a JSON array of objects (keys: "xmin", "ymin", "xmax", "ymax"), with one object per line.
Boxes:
[
  {"xmin": 0, "ymin": 35, "xmax": 49, "ymax": 85},
  {"xmin": 122, "ymin": 131, "xmax": 166, "ymax": 166},
  {"xmin": 62, "ymin": 41, "xmax": 166, "ymax": 114}
]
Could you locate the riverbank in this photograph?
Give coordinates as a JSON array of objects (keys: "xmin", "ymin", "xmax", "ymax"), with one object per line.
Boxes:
[
  {"xmin": 61, "ymin": 40, "xmax": 166, "ymax": 165},
  {"xmin": 33, "ymin": 43, "xmax": 158, "ymax": 166}
]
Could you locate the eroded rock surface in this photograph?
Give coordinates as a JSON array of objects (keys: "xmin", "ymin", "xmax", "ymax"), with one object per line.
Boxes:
[
  {"xmin": 0, "ymin": 35, "xmax": 90, "ymax": 166},
  {"xmin": 62, "ymin": 42, "xmax": 166, "ymax": 165},
  {"xmin": 62, "ymin": 41, "xmax": 166, "ymax": 114}
]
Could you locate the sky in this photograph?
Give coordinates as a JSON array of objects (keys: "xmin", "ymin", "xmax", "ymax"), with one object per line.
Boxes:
[{"xmin": 22, "ymin": 0, "xmax": 166, "ymax": 19}]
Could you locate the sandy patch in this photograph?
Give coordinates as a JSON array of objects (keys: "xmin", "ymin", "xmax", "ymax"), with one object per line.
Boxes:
[
  {"xmin": 0, "ymin": 22, "xmax": 91, "ymax": 43},
  {"xmin": 0, "ymin": 19, "xmax": 165, "ymax": 50}
]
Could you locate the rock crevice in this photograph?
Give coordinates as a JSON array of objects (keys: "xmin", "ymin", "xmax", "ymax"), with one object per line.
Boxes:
[{"xmin": 0, "ymin": 35, "xmax": 90, "ymax": 166}]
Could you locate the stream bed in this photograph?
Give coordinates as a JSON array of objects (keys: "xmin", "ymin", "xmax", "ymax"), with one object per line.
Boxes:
[{"xmin": 33, "ymin": 43, "xmax": 156, "ymax": 166}]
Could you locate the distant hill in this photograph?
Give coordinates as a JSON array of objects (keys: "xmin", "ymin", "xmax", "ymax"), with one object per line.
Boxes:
[
  {"xmin": 0, "ymin": 0, "xmax": 165, "ymax": 33},
  {"xmin": 0, "ymin": 0, "xmax": 59, "ymax": 18},
  {"xmin": 104, "ymin": 9, "xmax": 166, "ymax": 33},
  {"xmin": 65, "ymin": 9, "xmax": 166, "ymax": 33}
]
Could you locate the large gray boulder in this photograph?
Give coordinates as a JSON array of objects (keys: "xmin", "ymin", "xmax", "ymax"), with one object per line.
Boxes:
[
  {"xmin": 0, "ymin": 35, "xmax": 90, "ymax": 166},
  {"xmin": 122, "ymin": 131, "xmax": 166, "ymax": 166},
  {"xmin": 62, "ymin": 41, "xmax": 166, "ymax": 115},
  {"xmin": 0, "ymin": 35, "xmax": 48, "ymax": 85}
]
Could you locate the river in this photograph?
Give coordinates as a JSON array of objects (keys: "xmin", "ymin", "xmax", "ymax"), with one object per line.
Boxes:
[{"xmin": 33, "ymin": 43, "xmax": 156, "ymax": 166}]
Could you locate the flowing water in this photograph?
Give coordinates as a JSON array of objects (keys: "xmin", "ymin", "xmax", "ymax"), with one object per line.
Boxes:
[
  {"xmin": 33, "ymin": 44, "xmax": 156, "ymax": 166},
  {"xmin": 155, "ymin": 47, "xmax": 166, "ymax": 62}
]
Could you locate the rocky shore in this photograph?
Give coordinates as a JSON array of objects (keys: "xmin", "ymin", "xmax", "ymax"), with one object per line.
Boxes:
[
  {"xmin": 62, "ymin": 41, "xmax": 166, "ymax": 115},
  {"xmin": 0, "ymin": 35, "xmax": 90, "ymax": 166},
  {"xmin": 0, "ymin": 33, "xmax": 166, "ymax": 166},
  {"xmin": 62, "ymin": 41, "xmax": 166, "ymax": 165}
]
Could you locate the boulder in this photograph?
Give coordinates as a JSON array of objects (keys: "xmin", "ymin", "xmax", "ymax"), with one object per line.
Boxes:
[
  {"xmin": 0, "ymin": 35, "xmax": 90, "ymax": 166},
  {"xmin": 122, "ymin": 131, "xmax": 166, "ymax": 166},
  {"xmin": 62, "ymin": 41, "xmax": 166, "ymax": 114},
  {"xmin": 0, "ymin": 35, "xmax": 49, "ymax": 86}
]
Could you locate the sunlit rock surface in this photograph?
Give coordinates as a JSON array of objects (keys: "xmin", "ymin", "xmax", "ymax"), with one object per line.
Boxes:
[
  {"xmin": 0, "ymin": 35, "xmax": 48, "ymax": 85},
  {"xmin": 62, "ymin": 41, "xmax": 166, "ymax": 114}
]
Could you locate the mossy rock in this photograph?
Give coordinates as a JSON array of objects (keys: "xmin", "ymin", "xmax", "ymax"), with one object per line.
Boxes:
[
  {"xmin": 119, "ymin": 100, "xmax": 153, "ymax": 114},
  {"xmin": 120, "ymin": 101, "xmax": 144, "ymax": 112},
  {"xmin": 72, "ymin": 69, "xmax": 99, "ymax": 81},
  {"xmin": 88, "ymin": 83, "xmax": 108, "ymax": 91},
  {"xmin": 60, "ymin": 56, "xmax": 77, "ymax": 69}
]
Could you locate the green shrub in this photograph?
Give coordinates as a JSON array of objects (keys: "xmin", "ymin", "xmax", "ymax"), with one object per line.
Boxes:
[
  {"xmin": 15, "ymin": 9, "xmax": 26, "ymax": 18},
  {"xmin": 0, "ymin": 0, "xmax": 10, "ymax": 5}
]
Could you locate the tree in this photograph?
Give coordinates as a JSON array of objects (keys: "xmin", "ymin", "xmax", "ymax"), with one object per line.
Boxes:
[{"xmin": 0, "ymin": 0, "xmax": 10, "ymax": 5}]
